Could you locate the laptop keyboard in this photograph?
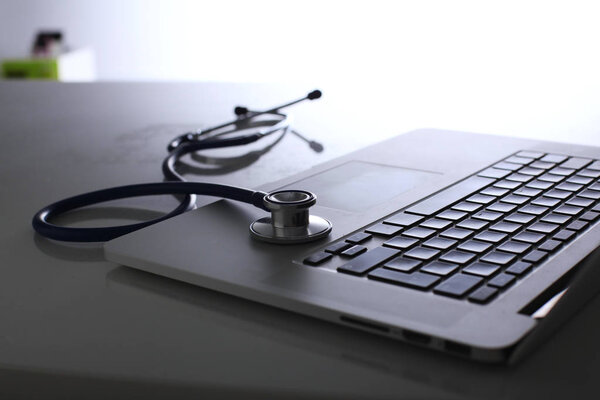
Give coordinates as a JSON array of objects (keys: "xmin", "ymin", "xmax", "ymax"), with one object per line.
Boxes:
[{"xmin": 303, "ymin": 151, "xmax": 600, "ymax": 304}]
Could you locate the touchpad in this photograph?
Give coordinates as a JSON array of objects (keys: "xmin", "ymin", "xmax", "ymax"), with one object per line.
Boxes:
[{"xmin": 282, "ymin": 161, "xmax": 439, "ymax": 212}]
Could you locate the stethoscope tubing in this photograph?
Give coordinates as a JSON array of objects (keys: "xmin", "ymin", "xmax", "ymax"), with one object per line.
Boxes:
[
  {"xmin": 31, "ymin": 90, "xmax": 320, "ymax": 243},
  {"xmin": 32, "ymin": 182, "xmax": 268, "ymax": 242}
]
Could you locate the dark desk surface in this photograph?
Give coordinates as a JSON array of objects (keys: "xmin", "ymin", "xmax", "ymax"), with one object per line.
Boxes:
[{"xmin": 1, "ymin": 81, "xmax": 599, "ymax": 399}]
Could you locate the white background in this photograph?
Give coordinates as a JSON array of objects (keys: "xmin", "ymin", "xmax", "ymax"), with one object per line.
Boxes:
[{"xmin": 1, "ymin": 0, "xmax": 599, "ymax": 144}]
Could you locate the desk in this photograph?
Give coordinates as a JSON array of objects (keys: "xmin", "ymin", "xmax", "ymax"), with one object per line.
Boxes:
[{"xmin": 1, "ymin": 81, "xmax": 599, "ymax": 399}]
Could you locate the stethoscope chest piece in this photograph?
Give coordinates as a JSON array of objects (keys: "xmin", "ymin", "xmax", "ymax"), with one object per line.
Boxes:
[{"xmin": 250, "ymin": 190, "xmax": 332, "ymax": 244}]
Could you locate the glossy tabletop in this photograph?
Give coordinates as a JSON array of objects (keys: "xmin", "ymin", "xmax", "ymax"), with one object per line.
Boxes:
[{"xmin": 1, "ymin": 81, "xmax": 599, "ymax": 399}]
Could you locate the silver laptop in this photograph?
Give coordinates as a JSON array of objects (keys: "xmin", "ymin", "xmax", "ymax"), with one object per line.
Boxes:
[{"xmin": 104, "ymin": 128, "xmax": 600, "ymax": 363}]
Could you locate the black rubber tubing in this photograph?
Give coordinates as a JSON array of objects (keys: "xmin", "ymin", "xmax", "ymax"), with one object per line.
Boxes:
[{"xmin": 32, "ymin": 133, "xmax": 269, "ymax": 242}]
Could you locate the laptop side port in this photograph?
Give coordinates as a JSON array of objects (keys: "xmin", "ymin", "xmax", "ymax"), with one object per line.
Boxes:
[
  {"xmin": 444, "ymin": 340, "xmax": 472, "ymax": 357},
  {"xmin": 339, "ymin": 315, "xmax": 390, "ymax": 333},
  {"xmin": 402, "ymin": 329, "xmax": 431, "ymax": 345}
]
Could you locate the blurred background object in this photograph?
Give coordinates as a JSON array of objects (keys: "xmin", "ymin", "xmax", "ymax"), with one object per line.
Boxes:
[{"xmin": 2, "ymin": 29, "xmax": 96, "ymax": 81}]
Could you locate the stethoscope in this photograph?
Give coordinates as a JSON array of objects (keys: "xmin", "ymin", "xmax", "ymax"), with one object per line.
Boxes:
[{"xmin": 32, "ymin": 90, "xmax": 332, "ymax": 245}]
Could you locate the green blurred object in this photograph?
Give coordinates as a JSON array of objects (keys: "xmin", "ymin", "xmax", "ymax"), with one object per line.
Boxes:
[{"xmin": 2, "ymin": 58, "xmax": 59, "ymax": 80}]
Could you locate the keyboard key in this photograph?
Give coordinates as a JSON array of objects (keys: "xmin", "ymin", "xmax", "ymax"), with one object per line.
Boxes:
[
  {"xmin": 506, "ymin": 261, "xmax": 533, "ymax": 276},
  {"xmin": 500, "ymin": 194, "xmax": 529, "ymax": 206},
  {"xmin": 341, "ymin": 245, "xmax": 368, "ymax": 257},
  {"xmin": 578, "ymin": 169, "xmax": 600, "ymax": 178},
  {"xmin": 490, "ymin": 221, "xmax": 521, "ymax": 234},
  {"xmin": 338, "ymin": 247, "xmax": 400, "ymax": 275},
  {"xmin": 553, "ymin": 229, "xmax": 576, "ymax": 241},
  {"xmin": 480, "ymin": 251, "xmax": 516, "ymax": 265},
  {"xmin": 467, "ymin": 194, "xmax": 496, "ymax": 205},
  {"xmin": 555, "ymin": 182, "xmax": 583, "ymax": 192},
  {"xmin": 488, "ymin": 273, "xmax": 516, "ymax": 289},
  {"xmin": 538, "ymin": 173, "xmax": 564, "ymax": 183},
  {"xmin": 434, "ymin": 274, "xmax": 483, "ymax": 297},
  {"xmin": 493, "ymin": 162, "xmax": 522, "ymax": 171},
  {"xmin": 538, "ymin": 239, "xmax": 562, "ymax": 252},
  {"xmin": 366, "ymin": 223, "xmax": 403, "ymax": 237},
  {"xmin": 541, "ymin": 154, "xmax": 568, "ymax": 163},
  {"xmin": 527, "ymin": 222, "xmax": 559, "ymax": 234},
  {"xmin": 346, "ymin": 232, "xmax": 372, "ymax": 244},
  {"xmin": 519, "ymin": 204, "xmax": 548, "ymax": 215},
  {"xmin": 519, "ymin": 167, "xmax": 545, "ymax": 176},
  {"xmin": 513, "ymin": 187, "xmax": 542, "ymax": 197},
  {"xmin": 463, "ymin": 262, "xmax": 500, "ymax": 277},
  {"xmin": 383, "ymin": 236, "xmax": 419, "ymax": 249},
  {"xmin": 504, "ymin": 155, "xmax": 534, "ymax": 165},
  {"xmin": 480, "ymin": 187, "xmax": 509, "ymax": 197},
  {"xmin": 580, "ymin": 211, "xmax": 600, "ymax": 221},
  {"xmin": 506, "ymin": 173, "xmax": 534, "ymax": 183},
  {"xmin": 457, "ymin": 240, "xmax": 492, "ymax": 254},
  {"xmin": 579, "ymin": 189, "xmax": 600, "ymax": 200},
  {"xmin": 513, "ymin": 231, "xmax": 545, "ymax": 244},
  {"xmin": 469, "ymin": 286, "xmax": 499, "ymax": 304},
  {"xmin": 452, "ymin": 201, "xmax": 483, "ymax": 213},
  {"xmin": 472, "ymin": 210, "xmax": 503, "ymax": 221},
  {"xmin": 554, "ymin": 205, "xmax": 583, "ymax": 216},
  {"xmin": 516, "ymin": 151, "xmax": 544, "ymax": 159},
  {"xmin": 440, "ymin": 250, "xmax": 476, "ymax": 265},
  {"xmin": 420, "ymin": 218, "xmax": 452, "ymax": 230},
  {"xmin": 403, "ymin": 226, "xmax": 437, "ymax": 239},
  {"xmin": 474, "ymin": 231, "xmax": 507, "ymax": 243},
  {"xmin": 384, "ymin": 212, "xmax": 424, "ymax": 227},
  {"xmin": 456, "ymin": 218, "xmax": 489, "ymax": 230},
  {"xmin": 522, "ymin": 250, "xmax": 548, "ymax": 263},
  {"xmin": 495, "ymin": 180, "xmax": 522, "ymax": 190},
  {"xmin": 588, "ymin": 161, "xmax": 600, "ymax": 170},
  {"xmin": 437, "ymin": 209, "xmax": 467, "ymax": 221},
  {"xmin": 525, "ymin": 179, "xmax": 552, "ymax": 190},
  {"xmin": 404, "ymin": 246, "xmax": 440, "ymax": 261},
  {"xmin": 560, "ymin": 157, "xmax": 592, "ymax": 170},
  {"xmin": 421, "ymin": 261, "xmax": 459, "ymax": 276},
  {"xmin": 589, "ymin": 183, "xmax": 600, "ymax": 191},
  {"xmin": 497, "ymin": 241, "xmax": 532, "ymax": 254},
  {"xmin": 566, "ymin": 197, "xmax": 594, "ymax": 207},
  {"xmin": 540, "ymin": 213, "xmax": 571, "ymax": 225},
  {"xmin": 486, "ymin": 202, "xmax": 517, "ymax": 213},
  {"xmin": 504, "ymin": 212, "xmax": 535, "ymax": 224},
  {"xmin": 549, "ymin": 167, "xmax": 576, "ymax": 176},
  {"xmin": 440, "ymin": 227, "xmax": 474, "ymax": 240},
  {"xmin": 423, "ymin": 237, "xmax": 457, "ymax": 250},
  {"xmin": 369, "ymin": 268, "xmax": 440, "ymax": 290},
  {"xmin": 405, "ymin": 176, "xmax": 495, "ymax": 216},
  {"xmin": 544, "ymin": 189, "xmax": 572, "ymax": 200},
  {"xmin": 567, "ymin": 220, "xmax": 588, "ymax": 231},
  {"xmin": 529, "ymin": 161, "xmax": 555, "ymax": 170},
  {"xmin": 304, "ymin": 251, "xmax": 333, "ymax": 266},
  {"xmin": 594, "ymin": 204, "xmax": 600, "ymax": 212},
  {"xmin": 478, "ymin": 167, "xmax": 510, "ymax": 179},
  {"xmin": 384, "ymin": 257, "xmax": 421, "ymax": 272},
  {"xmin": 567, "ymin": 175, "xmax": 593, "ymax": 185},
  {"xmin": 526, "ymin": 180, "xmax": 553, "ymax": 190},
  {"xmin": 531, "ymin": 197, "xmax": 560, "ymax": 207},
  {"xmin": 325, "ymin": 242, "xmax": 353, "ymax": 254}
]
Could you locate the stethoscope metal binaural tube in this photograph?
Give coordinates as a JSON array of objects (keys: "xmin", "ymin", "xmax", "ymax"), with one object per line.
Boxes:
[
  {"xmin": 167, "ymin": 90, "xmax": 321, "ymax": 152},
  {"xmin": 31, "ymin": 90, "xmax": 331, "ymax": 244}
]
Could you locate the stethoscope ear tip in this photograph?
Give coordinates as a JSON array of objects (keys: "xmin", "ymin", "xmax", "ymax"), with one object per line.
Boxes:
[
  {"xmin": 234, "ymin": 106, "xmax": 249, "ymax": 116},
  {"xmin": 309, "ymin": 141, "xmax": 324, "ymax": 153},
  {"xmin": 308, "ymin": 90, "xmax": 322, "ymax": 100}
]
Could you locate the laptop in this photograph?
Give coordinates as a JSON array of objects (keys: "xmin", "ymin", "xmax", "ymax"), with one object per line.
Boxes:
[{"xmin": 104, "ymin": 128, "xmax": 600, "ymax": 363}]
